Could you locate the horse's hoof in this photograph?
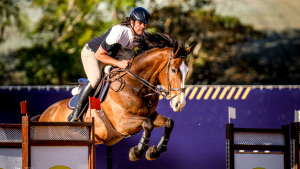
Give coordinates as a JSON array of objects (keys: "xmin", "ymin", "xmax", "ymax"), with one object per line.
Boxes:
[
  {"xmin": 129, "ymin": 146, "xmax": 140, "ymax": 161},
  {"xmin": 145, "ymin": 146, "xmax": 160, "ymax": 161}
]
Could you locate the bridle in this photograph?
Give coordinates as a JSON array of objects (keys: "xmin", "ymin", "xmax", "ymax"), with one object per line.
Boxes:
[
  {"xmin": 156, "ymin": 50, "xmax": 187, "ymax": 100},
  {"xmin": 106, "ymin": 50, "xmax": 187, "ymax": 101}
]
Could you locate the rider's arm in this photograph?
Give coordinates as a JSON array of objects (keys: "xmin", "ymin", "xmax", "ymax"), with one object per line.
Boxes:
[
  {"xmin": 95, "ymin": 46, "xmax": 128, "ymax": 68},
  {"xmin": 95, "ymin": 25, "xmax": 129, "ymax": 69}
]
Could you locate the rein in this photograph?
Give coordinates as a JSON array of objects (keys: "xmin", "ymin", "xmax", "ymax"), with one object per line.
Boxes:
[{"xmin": 105, "ymin": 50, "xmax": 186, "ymax": 100}]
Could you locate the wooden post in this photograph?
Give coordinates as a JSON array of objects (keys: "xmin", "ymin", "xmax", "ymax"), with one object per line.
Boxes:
[
  {"xmin": 226, "ymin": 123, "xmax": 234, "ymax": 169},
  {"xmin": 22, "ymin": 116, "xmax": 30, "ymax": 169},
  {"xmin": 86, "ymin": 117, "xmax": 95, "ymax": 169},
  {"xmin": 282, "ymin": 125, "xmax": 290, "ymax": 169},
  {"xmin": 291, "ymin": 122, "xmax": 299, "ymax": 169}
]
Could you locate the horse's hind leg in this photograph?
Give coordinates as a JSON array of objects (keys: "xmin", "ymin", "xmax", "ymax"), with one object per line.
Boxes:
[
  {"xmin": 129, "ymin": 118, "xmax": 153, "ymax": 161},
  {"xmin": 145, "ymin": 111, "xmax": 174, "ymax": 161}
]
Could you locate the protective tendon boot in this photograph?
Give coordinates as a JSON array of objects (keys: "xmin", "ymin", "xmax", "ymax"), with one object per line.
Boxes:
[{"xmin": 68, "ymin": 81, "xmax": 94, "ymax": 122}]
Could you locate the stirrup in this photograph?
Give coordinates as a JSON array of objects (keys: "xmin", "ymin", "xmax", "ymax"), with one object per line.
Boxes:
[{"xmin": 68, "ymin": 115, "xmax": 81, "ymax": 122}]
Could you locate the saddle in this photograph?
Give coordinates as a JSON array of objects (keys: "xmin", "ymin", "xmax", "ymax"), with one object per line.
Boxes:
[
  {"xmin": 68, "ymin": 77, "xmax": 110, "ymax": 110},
  {"xmin": 68, "ymin": 65, "xmax": 112, "ymax": 108}
]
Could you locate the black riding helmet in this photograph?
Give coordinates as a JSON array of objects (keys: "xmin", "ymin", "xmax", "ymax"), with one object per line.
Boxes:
[{"xmin": 130, "ymin": 7, "xmax": 150, "ymax": 24}]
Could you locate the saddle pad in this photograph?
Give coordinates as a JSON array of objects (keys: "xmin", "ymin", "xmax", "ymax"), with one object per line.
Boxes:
[
  {"xmin": 67, "ymin": 67, "xmax": 112, "ymax": 110},
  {"xmin": 67, "ymin": 80, "xmax": 110, "ymax": 110},
  {"xmin": 67, "ymin": 95, "xmax": 78, "ymax": 110}
]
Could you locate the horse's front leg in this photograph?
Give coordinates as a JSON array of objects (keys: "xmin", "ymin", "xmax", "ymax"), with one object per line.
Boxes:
[
  {"xmin": 145, "ymin": 111, "xmax": 174, "ymax": 161},
  {"xmin": 129, "ymin": 117, "xmax": 153, "ymax": 161}
]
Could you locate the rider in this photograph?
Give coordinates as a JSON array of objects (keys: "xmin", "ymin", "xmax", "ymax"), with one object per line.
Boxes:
[{"xmin": 68, "ymin": 7, "xmax": 151, "ymax": 122}]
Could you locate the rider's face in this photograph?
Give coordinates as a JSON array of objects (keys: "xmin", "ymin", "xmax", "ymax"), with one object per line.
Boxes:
[{"xmin": 131, "ymin": 20, "xmax": 147, "ymax": 35}]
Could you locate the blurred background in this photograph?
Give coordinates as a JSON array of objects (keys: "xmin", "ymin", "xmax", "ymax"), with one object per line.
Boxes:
[{"xmin": 1, "ymin": 0, "xmax": 299, "ymax": 86}]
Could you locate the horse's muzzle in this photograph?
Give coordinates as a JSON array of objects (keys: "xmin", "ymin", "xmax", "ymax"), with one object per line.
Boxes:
[{"xmin": 170, "ymin": 99, "xmax": 186, "ymax": 112}]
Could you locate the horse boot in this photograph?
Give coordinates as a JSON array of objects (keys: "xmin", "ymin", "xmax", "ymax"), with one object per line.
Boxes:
[{"xmin": 68, "ymin": 81, "xmax": 94, "ymax": 122}]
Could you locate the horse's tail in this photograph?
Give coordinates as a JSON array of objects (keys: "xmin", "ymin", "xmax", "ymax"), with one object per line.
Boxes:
[{"xmin": 30, "ymin": 114, "xmax": 41, "ymax": 122}]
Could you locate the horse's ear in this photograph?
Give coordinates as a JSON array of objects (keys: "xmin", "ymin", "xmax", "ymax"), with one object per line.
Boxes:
[
  {"xmin": 172, "ymin": 41, "xmax": 180, "ymax": 57},
  {"xmin": 186, "ymin": 43, "xmax": 196, "ymax": 55}
]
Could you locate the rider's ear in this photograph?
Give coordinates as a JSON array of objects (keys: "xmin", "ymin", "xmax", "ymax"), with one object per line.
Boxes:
[
  {"xmin": 172, "ymin": 41, "xmax": 180, "ymax": 57},
  {"xmin": 130, "ymin": 20, "xmax": 134, "ymax": 26},
  {"xmin": 186, "ymin": 44, "xmax": 196, "ymax": 55}
]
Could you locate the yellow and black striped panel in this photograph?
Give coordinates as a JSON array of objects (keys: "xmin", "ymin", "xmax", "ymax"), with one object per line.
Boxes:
[{"xmin": 159, "ymin": 86, "xmax": 251, "ymax": 100}]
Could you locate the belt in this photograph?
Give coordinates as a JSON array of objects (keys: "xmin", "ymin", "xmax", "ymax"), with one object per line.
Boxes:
[{"xmin": 85, "ymin": 44, "xmax": 94, "ymax": 53}]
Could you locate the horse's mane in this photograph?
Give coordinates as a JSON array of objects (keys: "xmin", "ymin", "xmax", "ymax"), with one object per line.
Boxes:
[
  {"xmin": 134, "ymin": 33, "xmax": 182, "ymax": 56},
  {"xmin": 115, "ymin": 33, "xmax": 183, "ymax": 61}
]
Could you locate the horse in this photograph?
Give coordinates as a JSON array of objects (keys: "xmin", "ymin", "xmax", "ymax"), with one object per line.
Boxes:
[{"xmin": 37, "ymin": 33, "xmax": 195, "ymax": 161}]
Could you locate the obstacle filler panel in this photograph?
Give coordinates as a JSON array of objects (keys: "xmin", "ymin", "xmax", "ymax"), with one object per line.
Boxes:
[
  {"xmin": 226, "ymin": 123, "xmax": 290, "ymax": 169},
  {"xmin": 290, "ymin": 122, "xmax": 300, "ymax": 169},
  {"xmin": 29, "ymin": 121, "xmax": 91, "ymax": 169},
  {"xmin": 0, "ymin": 117, "xmax": 95, "ymax": 169},
  {"xmin": 0, "ymin": 124, "xmax": 22, "ymax": 169},
  {"xmin": 22, "ymin": 116, "xmax": 95, "ymax": 169},
  {"xmin": 0, "ymin": 148, "xmax": 22, "ymax": 169},
  {"xmin": 234, "ymin": 131, "xmax": 285, "ymax": 146},
  {"xmin": 235, "ymin": 153, "xmax": 284, "ymax": 169},
  {"xmin": 29, "ymin": 123, "xmax": 91, "ymax": 169},
  {"xmin": 31, "ymin": 146, "xmax": 88, "ymax": 169},
  {"xmin": 30, "ymin": 125, "xmax": 90, "ymax": 141}
]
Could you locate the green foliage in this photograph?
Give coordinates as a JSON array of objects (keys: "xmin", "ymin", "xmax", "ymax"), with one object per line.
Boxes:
[
  {"xmin": 15, "ymin": 0, "xmax": 108, "ymax": 85},
  {"xmin": 14, "ymin": 0, "xmax": 143, "ymax": 85},
  {"xmin": 12, "ymin": 0, "xmax": 270, "ymax": 85},
  {"xmin": 0, "ymin": 0, "xmax": 29, "ymax": 42},
  {"xmin": 149, "ymin": 5, "xmax": 263, "ymax": 84},
  {"xmin": 106, "ymin": 0, "xmax": 140, "ymax": 20},
  {"xmin": 0, "ymin": 62, "xmax": 6, "ymax": 84},
  {"xmin": 16, "ymin": 45, "xmax": 84, "ymax": 85}
]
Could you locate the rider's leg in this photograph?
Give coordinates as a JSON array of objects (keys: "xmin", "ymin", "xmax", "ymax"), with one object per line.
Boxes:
[
  {"xmin": 81, "ymin": 44, "xmax": 102, "ymax": 89},
  {"xmin": 68, "ymin": 44, "xmax": 101, "ymax": 122},
  {"xmin": 68, "ymin": 81, "xmax": 94, "ymax": 122}
]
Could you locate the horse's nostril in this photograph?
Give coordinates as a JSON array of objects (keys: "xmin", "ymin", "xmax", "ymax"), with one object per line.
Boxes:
[{"xmin": 176, "ymin": 102, "xmax": 180, "ymax": 108}]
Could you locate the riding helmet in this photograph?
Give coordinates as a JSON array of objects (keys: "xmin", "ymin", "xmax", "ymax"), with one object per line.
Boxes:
[{"xmin": 130, "ymin": 7, "xmax": 150, "ymax": 24}]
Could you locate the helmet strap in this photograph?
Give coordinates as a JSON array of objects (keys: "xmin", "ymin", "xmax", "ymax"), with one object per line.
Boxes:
[{"xmin": 130, "ymin": 20, "xmax": 142, "ymax": 36}]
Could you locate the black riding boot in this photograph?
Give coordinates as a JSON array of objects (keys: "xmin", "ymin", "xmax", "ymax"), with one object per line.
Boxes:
[{"xmin": 68, "ymin": 81, "xmax": 94, "ymax": 122}]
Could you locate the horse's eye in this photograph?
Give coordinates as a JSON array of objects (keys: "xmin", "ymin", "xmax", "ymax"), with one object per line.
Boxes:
[{"xmin": 171, "ymin": 69, "xmax": 177, "ymax": 74}]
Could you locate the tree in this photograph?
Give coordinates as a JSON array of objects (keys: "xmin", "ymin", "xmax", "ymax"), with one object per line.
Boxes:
[
  {"xmin": 14, "ymin": 0, "xmax": 265, "ymax": 85},
  {"xmin": 105, "ymin": 0, "xmax": 140, "ymax": 21},
  {"xmin": 149, "ymin": 2, "xmax": 262, "ymax": 84},
  {"xmin": 15, "ymin": 0, "xmax": 142, "ymax": 85},
  {"xmin": 15, "ymin": 0, "xmax": 109, "ymax": 85},
  {"xmin": 0, "ymin": 0, "xmax": 28, "ymax": 42}
]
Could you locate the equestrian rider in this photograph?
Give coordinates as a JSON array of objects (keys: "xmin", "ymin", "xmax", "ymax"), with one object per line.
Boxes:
[{"xmin": 68, "ymin": 7, "xmax": 151, "ymax": 122}]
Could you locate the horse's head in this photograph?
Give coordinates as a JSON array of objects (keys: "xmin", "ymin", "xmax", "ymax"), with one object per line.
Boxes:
[{"xmin": 159, "ymin": 42, "xmax": 195, "ymax": 112}]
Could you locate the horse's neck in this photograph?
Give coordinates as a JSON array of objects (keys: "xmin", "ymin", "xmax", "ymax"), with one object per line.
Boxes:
[{"xmin": 131, "ymin": 48, "xmax": 170, "ymax": 84}]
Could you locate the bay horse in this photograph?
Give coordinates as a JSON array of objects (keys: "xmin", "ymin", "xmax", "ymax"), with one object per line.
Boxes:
[{"xmin": 38, "ymin": 33, "xmax": 195, "ymax": 161}]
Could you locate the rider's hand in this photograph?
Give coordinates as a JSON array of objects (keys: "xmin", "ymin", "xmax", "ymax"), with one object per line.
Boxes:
[{"xmin": 118, "ymin": 60, "xmax": 129, "ymax": 69}]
